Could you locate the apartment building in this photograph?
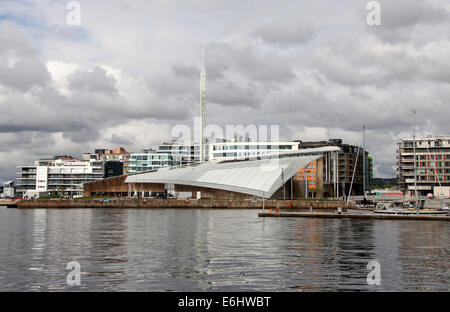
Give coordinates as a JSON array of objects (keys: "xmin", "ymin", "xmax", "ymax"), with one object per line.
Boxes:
[
  {"xmin": 83, "ymin": 147, "xmax": 130, "ymax": 174},
  {"xmin": 16, "ymin": 157, "xmax": 106, "ymax": 197},
  {"xmin": 397, "ymin": 136, "xmax": 450, "ymax": 196}
]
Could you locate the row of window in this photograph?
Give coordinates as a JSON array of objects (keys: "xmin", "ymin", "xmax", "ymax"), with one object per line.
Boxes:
[
  {"xmin": 212, "ymin": 152, "xmax": 267, "ymax": 158},
  {"xmin": 213, "ymin": 145, "xmax": 294, "ymax": 151},
  {"xmin": 416, "ymin": 169, "xmax": 450, "ymax": 174},
  {"xmin": 129, "ymin": 161, "xmax": 172, "ymax": 166},
  {"xmin": 417, "ymin": 162, "xmax": 450, "ymax": 167},
  {"xmin": 416, "ymin": 176, "xmax": 448, "ymax": 181},
  {"xmin": 130, "ymin": 155, "xmax": 172, "ymax": 160},
  {"xmin": 128, "ymin": 166, "xmax": 164, "ymax": 173},
  {"xmin": 403, "ymin": 140, "xmax": 450, "ymax": 147}
]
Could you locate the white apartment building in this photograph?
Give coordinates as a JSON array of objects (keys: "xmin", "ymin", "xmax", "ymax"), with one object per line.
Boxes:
[
  {"xmin": 16, "ymin": 157, "xmax": 105, "ymax": 197},
  {"xmin": 208, "ymin": 141, "xmax": 299, "ymax": 161},
  {"xmin": 397, "ymin": 136, "xmax": 450, "ymax": 197}
]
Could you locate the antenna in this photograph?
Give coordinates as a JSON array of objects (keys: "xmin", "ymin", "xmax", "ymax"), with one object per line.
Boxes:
[
  {"xmin": 362, "ymin": 125, "xmax": 366, "ymax": 201},
  {"xmin": 200, "ymin": 42, "xmax": 207, "ymax": 162},
  {"xmin": 202, "ymin": 40, "xmax": 205, "ymax": 69}
]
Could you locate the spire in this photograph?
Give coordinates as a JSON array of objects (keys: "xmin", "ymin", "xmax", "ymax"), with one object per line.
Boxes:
[
  {"xmin": 202, "ymin": 40, "xmax": 205, "ymax": 69},
  {"xmin": 200, "ymin": 42, "xmax": 207, "ymax": 162}
]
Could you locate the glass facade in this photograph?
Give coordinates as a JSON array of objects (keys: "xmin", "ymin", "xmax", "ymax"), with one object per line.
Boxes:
[{"xmin": 128, "ymin": 153, "xmax": 174, "ymax": 173}]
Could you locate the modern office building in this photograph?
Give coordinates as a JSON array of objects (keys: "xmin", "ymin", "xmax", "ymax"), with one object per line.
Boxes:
[
  {"xmin": 368, "ymin": 156, "xmax": 373, "ymax": 189},
  {"xmin": 128, "ymin": 150, "xmax": 175, "ymax": 174},
  {"xmin": 208, "ymin": 141, "xmax": 299, "ymax": 161},
  {"xmin": 397, "ymin": 136, "xmax": 450, "ymax": 196},
  {"xmin": 294, "ymin": 139, "xmax": 371, "ymax": 197}
]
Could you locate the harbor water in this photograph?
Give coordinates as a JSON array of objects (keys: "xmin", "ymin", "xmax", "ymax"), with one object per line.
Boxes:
[{"xmin": 0, "ymin": 206, "xmax": 448, "ymax": 291}]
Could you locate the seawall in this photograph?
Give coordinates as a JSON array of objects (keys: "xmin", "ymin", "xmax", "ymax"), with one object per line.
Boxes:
[{"xmin": 16, "ymin": 199, "xmax": 351, "ymax": 210}]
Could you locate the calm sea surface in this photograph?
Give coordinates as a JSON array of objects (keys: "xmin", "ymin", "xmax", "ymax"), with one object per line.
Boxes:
[{"xmin": 0, "ymin": 206, "xmax": 448, "ymax": 291}]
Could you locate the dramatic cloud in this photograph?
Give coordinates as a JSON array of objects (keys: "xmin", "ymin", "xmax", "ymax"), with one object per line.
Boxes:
[{"xmin": 0, "ymin": 0, "xmax": 449, "ymax": 183}]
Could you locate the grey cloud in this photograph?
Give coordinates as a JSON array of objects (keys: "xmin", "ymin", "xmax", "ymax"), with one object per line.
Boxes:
[
  {"xmin": 306, "ymin": 35, "xmax": 450, "ymax": 88},
  {"xmin": 378, "ymin": 0, "xmax": 449, "ymax": 29},
  {"xmin": 0, "ymin": 23, "xmax": 51, "ymax": 91},
  {"xmin": 68, "ymin": 67, "xmax": 118, "ymax": 96},
  {"xmin": 172, "ymin": 62, "xmax": 198, "ymax": 79},
  {"xmin": 208, "ymin": 79, "xmax": 262, "ymax": 108},
  {"xmin": 208, "ymin": 41, "xmax": 296, "ymax": 84},
  {"xmin": 252, "ymin": 18, "xmax": 315, "ymax": 47},
  {"xmin": 0, "ymin": 22, "xmax": 38, "ymax": 56},
  {"xmin": 0, "ymin": 57, "xmax": 51, "ymax": 91},
  {"xmin": 366, "ymin": 0, "xmax": 450, "ymax": 42},
  {"xmin": 108, "ymin": 134, "xmax": 134, "ymax": 146}
]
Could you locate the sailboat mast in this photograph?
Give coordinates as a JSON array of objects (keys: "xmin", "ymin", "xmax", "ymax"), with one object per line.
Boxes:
[
  {"xmin": 363, "ymin": 125, "xmax": 366, "ymax": 200},
  {"xmin": 412, "ymin": 107, "xmax": 419, "ymax": 214}
]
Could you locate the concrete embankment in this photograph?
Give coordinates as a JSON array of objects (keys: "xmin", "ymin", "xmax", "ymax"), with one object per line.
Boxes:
[
  {"xmin": 259, "ymin": 211, "xmax": 450, "ymax": 221},
  {"xmin": 16, "ymin": 199, "xmax": 351, "ymax": 211},
  {"xmin": 0, "ymin": 200, "xmax": 19, "ymax": 208}
]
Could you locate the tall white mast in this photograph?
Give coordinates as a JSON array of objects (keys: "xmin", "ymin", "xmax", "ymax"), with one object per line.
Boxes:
[
  {"xmin": 362, "ymin": 125, "xmax": 366, "ymax": 200},
  {"xmin": 411, "ymin": 107, "xmax": 419, "ymax": 213},
  {"xmin": 200, "ymin": 43, "xmax": 206, "ymax": 162}
]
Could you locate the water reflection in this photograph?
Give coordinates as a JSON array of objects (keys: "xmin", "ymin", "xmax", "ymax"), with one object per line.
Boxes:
[{"xmin": 0, "ymin": 207, "xmax": 447, "ymax": 291}]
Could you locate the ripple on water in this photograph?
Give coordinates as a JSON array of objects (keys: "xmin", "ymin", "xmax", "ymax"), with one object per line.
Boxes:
[{"xmin": 0, "ymin": 208, "xmax": 448, "ymax": 291}]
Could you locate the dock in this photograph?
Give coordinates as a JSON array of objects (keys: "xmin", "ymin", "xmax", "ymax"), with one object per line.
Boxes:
[{"xmin": 258, "ymin": 211, "xmax": 450, "ymax": 221}]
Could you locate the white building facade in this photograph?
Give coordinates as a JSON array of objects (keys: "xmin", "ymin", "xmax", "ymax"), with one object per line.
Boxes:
[
  {"xmin": 16, "ymin": 158, "xmax": 105, "ymax": 197},
  {"xmin": 397, "ymin": 136, "xmax": 450, "ymax": 197},
  {"xmin": 208, "ymin": 141, "xmax": 299, "ymax": 161}
]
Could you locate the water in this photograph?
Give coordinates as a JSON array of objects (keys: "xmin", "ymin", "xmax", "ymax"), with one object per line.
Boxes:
[{"xmin": 0, "ymin": 206, "xmax": 448, "ymax": 291}]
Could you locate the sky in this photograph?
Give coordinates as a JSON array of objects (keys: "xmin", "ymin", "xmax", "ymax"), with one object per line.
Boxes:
[{"xmin": 0, "ymin": 0, "xmax": 449, "ymax": 182}]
